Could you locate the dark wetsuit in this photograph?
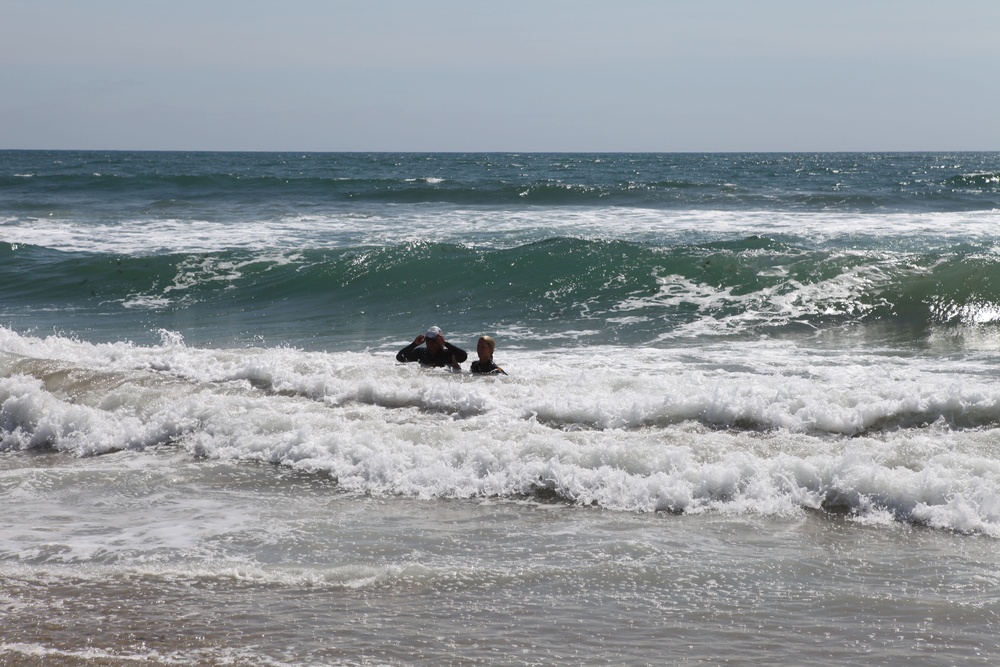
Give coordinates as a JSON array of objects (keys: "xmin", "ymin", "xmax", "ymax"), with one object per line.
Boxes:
[
  {"xmin": 470, "ymin": 359, "xmax": 506, "ymax": 375},
  {"xmin": 396, "ymin": 341, "xmax": 468, "ymax": 368}
]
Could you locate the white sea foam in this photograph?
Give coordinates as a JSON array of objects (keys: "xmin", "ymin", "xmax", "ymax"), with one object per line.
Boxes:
[
  {"xmin": 3, "ymin": 326, "xmax": 1000, "ymax": 534},
  {"xmin": 2, "ymin": 208, "xmax": 998, "ymax": 255},
  {"xmin": 0, "ymin": 642, "xmax": 301, "ymax": 667},
  {"xmin": 642, "ymin": 261, "xmax": 894, "ymax": 338}
]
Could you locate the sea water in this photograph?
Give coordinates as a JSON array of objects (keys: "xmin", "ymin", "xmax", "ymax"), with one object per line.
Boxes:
[{"xmin": 2, "ymin": 151, "xmax": 1000, "ymax": 665}]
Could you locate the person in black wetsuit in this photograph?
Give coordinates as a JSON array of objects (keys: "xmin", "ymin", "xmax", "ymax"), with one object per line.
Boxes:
[
  {"xmin": 470, "ymin": 335, "xmax": 506, "ymax": 375},
  {"xmin": 396, "ymin": 326, "xmax": 468, "ymax": 370}
]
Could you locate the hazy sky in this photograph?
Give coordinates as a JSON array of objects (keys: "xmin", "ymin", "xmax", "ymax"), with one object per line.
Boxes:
[{"xmin": 2, "ymin": 1, "xmax": 998, "ymax": 152}]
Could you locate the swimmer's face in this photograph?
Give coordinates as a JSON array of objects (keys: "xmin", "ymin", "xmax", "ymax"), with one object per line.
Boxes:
[
  {"xmin": 425, "ymin": 335, "xmax": 444, "ymax": 352},
  {"xmin": 477, "ymin": 338, "xmax": 493, "ymax": 361}
]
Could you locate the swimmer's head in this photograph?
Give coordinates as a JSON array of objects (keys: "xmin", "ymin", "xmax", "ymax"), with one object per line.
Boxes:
[{"xmin": 477, "ymin": 335, "xmax": 495, "ymax": 361}]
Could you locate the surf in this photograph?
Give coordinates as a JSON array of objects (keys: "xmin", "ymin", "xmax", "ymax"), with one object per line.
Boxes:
[{"xmin": 3, "ymin": 327, "xmax": 1000, "ymax": 534}]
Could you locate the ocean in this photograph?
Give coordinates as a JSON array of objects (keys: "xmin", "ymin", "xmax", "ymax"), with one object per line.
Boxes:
[{"xmin": 2, "ymin": 150, "xmax": 1000, "ymax": 665}]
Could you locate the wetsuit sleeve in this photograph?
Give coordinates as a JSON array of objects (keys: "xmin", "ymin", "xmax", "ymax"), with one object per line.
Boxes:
[
  {"xmin": 396, "ymin": 342, "xmax": 422, "ymax": 363},
  {"xmin": 471, "ymin": 360, "xmax": 505, "ymax": 375},
  {"xmin": 444, "ymin": 343, "xmax": 468, "ymax": 363}
]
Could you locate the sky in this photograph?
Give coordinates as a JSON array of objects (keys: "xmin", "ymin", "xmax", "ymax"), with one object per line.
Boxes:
[{"xmin": 2, "ymin": 0, "xmax": 998, "ymax": 152}]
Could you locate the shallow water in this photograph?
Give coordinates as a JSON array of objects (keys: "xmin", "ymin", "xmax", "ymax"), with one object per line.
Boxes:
[{"xmin": 3, "ymin": 448, "xmax": 998, "ymax": 666}]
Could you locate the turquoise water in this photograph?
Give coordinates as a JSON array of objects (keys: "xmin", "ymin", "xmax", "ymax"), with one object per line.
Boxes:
[{"xmin": 2, "ymin": 151, "xmax": 1000, "ymax": 350}]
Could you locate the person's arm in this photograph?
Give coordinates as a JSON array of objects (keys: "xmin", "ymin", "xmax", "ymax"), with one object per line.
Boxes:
[
  {"xmin": 396, "ymin": 335, "xmax": 425, "ymax": 362},
  {"xmin": 444, "ymin": 343, "xmax": 468, "ymax": 364}
]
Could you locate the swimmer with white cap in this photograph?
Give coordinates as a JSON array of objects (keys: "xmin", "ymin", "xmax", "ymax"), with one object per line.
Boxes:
[{"xmin": 396, "ymin": 325, "xmax": 468, "ymax": 370}]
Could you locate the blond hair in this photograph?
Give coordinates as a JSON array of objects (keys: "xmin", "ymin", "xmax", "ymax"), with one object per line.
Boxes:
[{"xmin": 478, "ymin": 335, "xmax": 496, "ymax": 352}]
